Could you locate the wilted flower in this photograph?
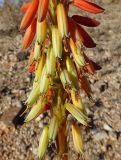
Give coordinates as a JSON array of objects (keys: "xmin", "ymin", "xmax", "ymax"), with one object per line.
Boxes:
[{"xmin": 20, "ymin": 0, "xmax": 104, "ymax": 159}]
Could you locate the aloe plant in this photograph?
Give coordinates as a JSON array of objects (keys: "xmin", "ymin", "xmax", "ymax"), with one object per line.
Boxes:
[{"xmin": 20, "ymin": 0, "xmax": 104, "ymax": 159}]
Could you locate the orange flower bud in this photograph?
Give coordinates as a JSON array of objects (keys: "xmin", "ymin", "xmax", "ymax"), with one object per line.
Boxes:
[
  {"xmin": 72, "ymin": 0, "xmax": 104, "ymax": 14},
  {"xmin": 20, "ymin": 0, "xmax": 39, "ymax": 30},
  {"xmin": 20, "ymin": 2, "xmax": 32, "ymax": 13},
  {"xmin": 38, "ymin": 0, "xmax": 49, "ymax": 22},
  {"xmin": 22, "ymin": 18, "xmax": 36, "ymax": 49},
  {"xmin": 72, "ymin": 15, "xmax": 100, "ymax": 27}
]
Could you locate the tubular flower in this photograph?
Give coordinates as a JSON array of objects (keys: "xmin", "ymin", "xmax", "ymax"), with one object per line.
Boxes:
[{"xmin": 20, "ymin": 0, "xmax": 104, "ymax": 159}]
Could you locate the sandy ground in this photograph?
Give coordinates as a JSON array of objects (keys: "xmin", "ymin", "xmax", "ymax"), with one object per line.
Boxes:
[{"xmin": 0, "ymin": 0, "xmax": 121, "ymax": 160}]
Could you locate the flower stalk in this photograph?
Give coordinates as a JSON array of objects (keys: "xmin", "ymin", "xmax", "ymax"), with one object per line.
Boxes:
[{"xmin": 20, "ymin": 0, "xmax": 104, "ymax": 159}]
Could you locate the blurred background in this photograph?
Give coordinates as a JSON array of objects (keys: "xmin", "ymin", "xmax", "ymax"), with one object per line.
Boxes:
[{"xmin": 0, "ymin": 0, "xmax": 121, "ymax": 160}]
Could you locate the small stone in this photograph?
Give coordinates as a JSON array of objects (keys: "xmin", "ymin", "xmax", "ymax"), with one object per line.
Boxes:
[
  {"xmin": 93, "ymin": 131, "xmax": 108, "ymax": 141},
  {"xmin": 0, "ymin": 106, "xmax": 20, "ymax": 125},
  {"xmin": 17, "ymin": 51, "xmax": 29, "ymax": 61},
  {"xmin": 0, "ymin": 121, "xmax": 9, "ymax": 134},
  {"xmin": 95, "ymin": 99, "xmax": 103, "ymax": 107},
  {"xmin": 106, "ymin": 144, "xmax": 112, "ymax": 151},
  {"xmin": 115, "ymin": 81, "xmax": 121, "ymax": 89},
  {"xmin": 15, "ymin": 100, "xmax": 23, "ymax": 108},
  {"xmin": 103, "ymin": 123, "xmax": 113, "ymax": 131},
  {"xmin": 100, "ymin": 82, "xmax": 108, "ymax": 92},
  {"xmin": 99, "ymin": 153, "xmax": 104, "ymax": 160},
  {"xmin": 109, "ymin": 132, "xmax": 117, "ymax": 141}
]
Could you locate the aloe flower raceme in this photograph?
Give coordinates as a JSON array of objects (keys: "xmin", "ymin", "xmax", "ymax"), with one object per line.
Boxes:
[{"xmin": 20, "ymin": 0, "xmax": 104, "ymax": 159}]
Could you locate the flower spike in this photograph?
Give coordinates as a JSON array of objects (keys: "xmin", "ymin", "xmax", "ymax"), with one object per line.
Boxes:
[{"xmin": 19, "ymin": 0, "xmax": 104, "ymax": 159}]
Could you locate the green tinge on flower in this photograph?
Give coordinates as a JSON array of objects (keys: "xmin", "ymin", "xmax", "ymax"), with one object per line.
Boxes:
[
  {"xmin": 49, "ymin": 0, "xmax": 57, "ymax": 24},
  {"xmin": 46, "ymin": 46, "xmax": 56, "ymax": 77},
  {"xmin": 66, "ymin": 57, "xmax": 77, "ymax": 77},
  {"xmin": 26, "ymin": 83, "xmax": 40, "ymax": 106},
  {"xmin": 36, "ymin": 19, "xmax": 47, "ymax": 44},
  {"xmin": 72, "ymin": 123, "xmax": 84, "ymax": 154},
  {"xmin": 25, "ymin": 98, "xmax": 45, "ymax": 122},
  {"xmin": 49, "ymin": 115, "xmax": 59, "ymax": 141},
  {"xmin": 34, "ymin": 52, "xmax": 46, "ymax": 84},
  {"xmin": 38, "ymin": 126, "xmax": 49, "ymax": 160},
  {"xmin": 66, "ymin": 57, "xmax": 79, "ymax": 90},
  {"xmin": 52, "ymin": 25, "xmax": 62, "ymax": 58},
  {"xmin": 60, "ymin": 69, "xmax": 71, "ymax": 89},
  {"xmin": 60, "ymin": 68, "xmax": 79, "ymax": 91},
  {"xmin": 64, "ymin": 103, "xmax": 88, "ymax": 126},
  {"xmin": 56, "ymin": 3, "xmax": 68, "ymax": 38}
]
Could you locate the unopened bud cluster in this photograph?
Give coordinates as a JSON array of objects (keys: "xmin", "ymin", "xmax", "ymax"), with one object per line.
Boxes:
[{"xmin": 20, "ymin": 0, "xmax": 104, "ymax": 159}]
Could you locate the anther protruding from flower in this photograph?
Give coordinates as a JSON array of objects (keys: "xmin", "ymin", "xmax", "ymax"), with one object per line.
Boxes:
[
  {"xmin": 60, "ymin": 69, "xmax": 71, "ymax": 89},
  {"xmin": 66, "ymin": 57, "xmax": 79, "ymax": 90},
  {"xmin": 34, "ymin": 41, "xmax": 41, "ymax": 61},
  {"xmin": 39, "ymin": 65, "xmax": 50, "ymax": 94},
  {"xmin": 69, "ymin": 38, "xmax": 86, "ymax": 67},
  {"xmin": 70, "ymin": 90, "xmax": 84, "ymax": 111},
  {"xmin": 34, "ymin": 52, "xmax": 45, "ymax": 84}
]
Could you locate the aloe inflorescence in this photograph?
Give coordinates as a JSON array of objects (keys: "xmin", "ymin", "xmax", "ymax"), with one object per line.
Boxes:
[{"xmin": 20, "ymin": 0, "xmax": 104, "ymax": 159}]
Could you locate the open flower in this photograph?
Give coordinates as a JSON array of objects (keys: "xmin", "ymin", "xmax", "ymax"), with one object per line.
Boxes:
[{"xmin": 20, "ymin": 0, "xmax": 104, "ymax": 159}]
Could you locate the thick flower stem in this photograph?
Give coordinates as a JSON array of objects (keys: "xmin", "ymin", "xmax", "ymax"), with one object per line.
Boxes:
[{"xmin": 56, "ymin": 119, "xmax": 68, "ymax": 160}]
